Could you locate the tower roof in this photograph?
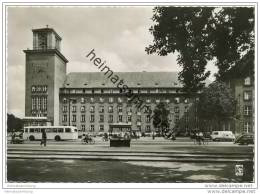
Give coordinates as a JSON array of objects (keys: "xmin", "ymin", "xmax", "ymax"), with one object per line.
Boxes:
[{"xmin": 32, "ymin": 27, "xmax": 62, "ymax": 40}]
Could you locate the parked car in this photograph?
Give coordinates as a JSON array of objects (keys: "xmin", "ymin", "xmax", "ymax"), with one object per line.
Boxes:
[
  {"xmin": 234, "ymin": 133, "xmax": 254, "ymax": 145},
  {"xmin": 210, "ymin": 131, "xmax": 235, "ymax": 142},
  {"xmin": 10, "ymin": 132, "xmax": 24, "ymax": 144}
]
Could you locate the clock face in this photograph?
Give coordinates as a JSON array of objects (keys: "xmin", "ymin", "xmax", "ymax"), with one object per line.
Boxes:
[{"xmin": 38, "ymin": 33, "xmax": 47, "ymax": 49}]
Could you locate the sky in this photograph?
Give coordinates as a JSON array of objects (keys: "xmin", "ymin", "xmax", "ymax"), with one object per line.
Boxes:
[{"xmin": 7, "ymin": 6, "xmax": 218, "ymax": 118}]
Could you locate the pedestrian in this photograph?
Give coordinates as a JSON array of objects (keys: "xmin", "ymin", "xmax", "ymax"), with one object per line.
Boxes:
[
  {"xmin": 40, "ymin": 129, "xmax": 47, "ymax": 147},
  {"xmin": 11, "ymin": 130, "xmax": 16, "ymax": 144},
  {"xmin": 152, "ymin": 131, "xmax": 155, "ymax": 140},
  {"xmin": 198, "ymin": 131, "xmax": 204, "ymax": 145}
]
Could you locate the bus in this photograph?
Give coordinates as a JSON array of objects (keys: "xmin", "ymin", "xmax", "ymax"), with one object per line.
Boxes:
[{"xmin": 23, "ymin": 126, "xmax": 78, "ymax": 141}]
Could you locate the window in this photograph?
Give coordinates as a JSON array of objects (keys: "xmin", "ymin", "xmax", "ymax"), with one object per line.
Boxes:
[
  {"xmin": 81, "ymin": 125, "xmax": 85, "ymax": 131},
  {"xmin": 81, "ymin": 115, "xmax": 85, "ymax": 122},
  {"xmin": 127, "ymin": 115, "xmax": 132, "ymax": 123},
  {"xmin": 146, "ymin": 98, "xmax": 151, "ymax": 103},
  {"xmin": 244, "ymin": 122, "xmax": 251, "ymax": 133},
  {"xmin": 118, "ymin": 115, "xmax": 123, "ymax": 122},
  {"xmin": 244, "ymin": 77, "xmax": 251, "ymax": 86},
  {"xmin": 80, "ymin": 106, "xmax": 85, "ymax": 112},
  {"xmin": 101, "ymin": 89, "xmax": 104, "ymax": 94},
  {"xmin": 155, "ymin": 99, "xmax": 160, "ymax": 104},
  {"xmin": 174, "ymin": 106, "xmax": 180, "ymax": 113},
  {"xmin": 108, "ymin": 106, "xmax": 113, "ymax": 113},
  {"xmin": 118, "ymin": 106, "xmax": 122, "ymax": 112},
  {"xmin": 90, "ymin": 115, "xmax": 95, "ymax": 122},
  {"xmin": 109, "ymin": 115, "xmax": 113, "ymax": 123},
  {"xmin": 81, "ymin": 97, "xmax": 85, "ymax": 103},
  {"xmin": 100, "ymin": 97, "xmax": 104, "ymax": 103},
  {"xmin": 72, "ymin": 115, "xmax": 76, "ymax": 122},
  {"xmin": 42, "ymin": 96, "xmax": 47, "ymax": 110},
  {"xmin": 165, "ymin": 99, "xmax": 170, "ymax": 104},
  {"xmin": 90, "ymin": 125, "xmax": 95, "ymax": 132},
  {"xmin": 118, "ymin": 97, "xmax": 123, "ymax": 103},
  {"xmin": 244, "ymin": 106, "xmax": 252, "ymax": 116},
  {"xmin": 65, "ymin": 128, "xmax": 71, "ymax": 133},
  {"xmin": 31, "ymin": 86, "xmax": 36, "ymax": 92},
  {"xmin": 244, "ymin": 91, "xmax": 252, "ymax": 100},
  {"xmin": 58, "ymin": 128, "xmax": 63, "ymax": 133},
  {"xmin": 90, "ymin": 97, "xmax": 95, "ymax": 103},
  {"xmin": 32, "ymin": 97, "xmax": 36, "ymax": 110},
  {"xmin": 146, "ymin": 125, "xmax": 151, "ymax": 132},
  {"xmin": 109, "ymin": 97, "xmax": 113, "ymax": 103},
  {"xmin": 92, "ymin": 89, "xmax": 95, "ymax": 94},
  {"xmin": 90, "ymin": 106, "xmax": 95, "ymax": 113},
  {"xmin": 99, "ymin": 115, "xmax": 104, "ymax": 122},
  {"xmin": 42, "ymin": 85, "xmax": 47, "ymax": 92},
  {"xmin": 146, "ymin": 115, "xmax": 151, "ymax": 123},
  {"xmin": 99, "ymin": 106, "xmax": 104, "ymax": 113},
  {"xmin": 62, "ymin": 115, "xmax": 67, "ymax": 122},
  {"xmin": 72, "ymin": 106, "xmax": 76, "ymax": 112},
  {"xmin": 174, "ymin": 97, "xmax": 180, "ymax": 104},
  {"xmin": 99, "ymin": 125, "xmax": 104, "ymax": 131}
]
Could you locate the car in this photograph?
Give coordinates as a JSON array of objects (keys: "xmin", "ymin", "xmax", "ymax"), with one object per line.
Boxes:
[
  {"xmin": 210, "ymin": 131, "xmax": 235, "ymax": 142},
  {"xmin": 10, "ymin": 135, "xmax": 24, "ymax": 144},
  {"xmin": 234, "ymin": 133, "xmax": 254, "ymax": 145}
]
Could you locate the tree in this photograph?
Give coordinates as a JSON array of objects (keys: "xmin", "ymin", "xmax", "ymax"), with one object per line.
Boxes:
[
  {"xmin": 197, "ymin": 81, "xmax": 236, "ymax": 129},
  {"xmin": 7, "ymin": 114, "xmax": 23, "ymax": 132},
  {"xmin": 146, "ymin": 7, "xmax": 254, "ymax": 93},
  {"xmin": 152, "ymin": 102, "xmax": 170, "ymax": 133}
]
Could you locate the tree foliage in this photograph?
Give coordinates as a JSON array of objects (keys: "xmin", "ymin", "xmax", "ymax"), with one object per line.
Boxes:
[
  {"xmin": 152, "ymin": 102, "xmax": 170, "ymax": 132},
  {"xmin": 7, "ymin": 114, "xmax": 23, "ymax": 132},
  {"xmin": 146, "ymin": 7, "xmax": 254, "ymax": 93},
  {"xmin": 197, "ymin": 81, "xmax": 236, "ymax": 123}
]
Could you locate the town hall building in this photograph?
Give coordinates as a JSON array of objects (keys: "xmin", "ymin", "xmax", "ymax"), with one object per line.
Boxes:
[{"xmin": 23, "ymin": 27, "xmax": 254, "ymax": 135}]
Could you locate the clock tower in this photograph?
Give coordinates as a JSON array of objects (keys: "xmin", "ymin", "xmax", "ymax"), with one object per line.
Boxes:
[{"xmin": 24, "ymin": 27, "xmax": 68, "ymax": 125}]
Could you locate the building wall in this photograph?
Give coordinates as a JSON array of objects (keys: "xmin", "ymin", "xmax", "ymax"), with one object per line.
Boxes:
[
  {"xmin": 59, "ymin": 89, "xmax": 194, "ymax": 134},
  {"xmin": 24, "ymin": 52, "xmax": 66, "ymax": 125},
  {"xmin": 54, "ymin": 55, "xmax": 67, "ymax": 125},
  {"xmin": 230, "ymin": 76, "xmax": 254, "ymax": 134}
]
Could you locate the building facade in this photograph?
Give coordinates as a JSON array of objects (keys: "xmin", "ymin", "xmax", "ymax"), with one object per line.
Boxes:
[
  {"xmin": 24, "ymin": 27, "xmax": 197, "ymax": 134},
  {"xmin": 229, "ymin": 76, "xmax": 254, "ymax": 134}
]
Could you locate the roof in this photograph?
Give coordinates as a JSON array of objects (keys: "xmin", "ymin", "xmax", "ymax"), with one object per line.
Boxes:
[
  {"xmin": 63, "ymin": 72, "xmax": 182, "ymax": 88},
  {"xmin": 32, "ymin": 27, "xmax": 62, "ymax": 40}
]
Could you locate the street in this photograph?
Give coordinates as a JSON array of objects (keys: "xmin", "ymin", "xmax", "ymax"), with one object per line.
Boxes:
[{"xmin": 7, "ymin": 137, "xmax": 254, "ymax": 183}]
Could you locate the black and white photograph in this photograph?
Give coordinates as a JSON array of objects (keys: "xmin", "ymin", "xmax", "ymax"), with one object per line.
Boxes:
[{"xmin": 1, "ymin": 1, "xmax": 258, "ymax": 192}]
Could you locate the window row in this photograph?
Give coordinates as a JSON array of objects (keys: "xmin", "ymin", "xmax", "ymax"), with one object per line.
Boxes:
[
  {"xmin": 62, "ymin": 97, "xmax": 191, "ymax": 104},
  {"xmin": 62, "ymin": 105, "xmax": 154, "ymax": 113},
  {"xmin": 80, "ymin": 125, "xmax": 152, "ymax": 132},
  {"xmin": 62, "ymin": 114, "xmax": 152, "ymax": 123},
  {"xmin": 31, "ymin": 85, "xmax": 48, "ymax": 93},
  {"xmin": 62, "ymin": 105, "xmax": 185, "ymax": 114},
  {"xmin": 61, "ymin": 88, "xmax": 184, "ymax": 95},
  {"xmin": 32, "ymin": 96, "xmax": 47, "ymax": 111}
]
